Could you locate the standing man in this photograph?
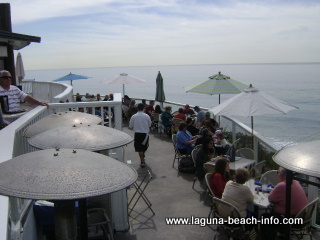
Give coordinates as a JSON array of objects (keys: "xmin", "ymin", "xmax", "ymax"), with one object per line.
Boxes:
[
  {"xmin": 129, "ymin": 103, "xmax": 151, "ymax": 168},
  {"xmin": 194, "ymin": 106, "xmax": 206, "ymax": 127}
]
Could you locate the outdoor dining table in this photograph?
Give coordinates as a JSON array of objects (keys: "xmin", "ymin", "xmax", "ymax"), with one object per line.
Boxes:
[{"xmin": 206, "ymin": 157, "xmax": 255, "ymax": 171}]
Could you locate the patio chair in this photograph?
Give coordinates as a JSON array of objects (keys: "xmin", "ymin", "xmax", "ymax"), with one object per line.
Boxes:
[
  {"xmin": 236, "ymin": 148, "xmax": 254, "ymax": 159},
  {"xmin": 191, "ymin": 147, "xmax": 201, "ymax": 191},
  {"xmin": 212, "ymin": 197, "xmax": 248, "ymax": 240},
  {"xmin": 249, "ymin": 160, "xmax": 266, "ymax": 180},
  {"xmin": 151, "ymin": 113, "xmax": 159, "ymax": 131},
  {"xmin": 260, "ymin": 170, "xmax": 280, "ymax": 186},
  {"xmin": 88, "ymin": 208, "xmax": 114, "ymax": 240},
  {"xmin": 172, "ymin": 134, "xmax": 187, "ymax": 167},
  {"xmin": 203, "ymin": 162, "xmax": 216, "ymax": 174},
  {"xmin": 205, "ymin": 173, "xmax": 216, "ymax": 218},
  {"xmin": 289, "ymin": 197, "xmax": 319, "ymax": 240}
]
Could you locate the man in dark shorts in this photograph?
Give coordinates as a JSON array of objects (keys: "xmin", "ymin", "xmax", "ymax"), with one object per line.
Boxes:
[{"xmin": 129, "ymin": 103, "xmax": 151, "ymax": 168}]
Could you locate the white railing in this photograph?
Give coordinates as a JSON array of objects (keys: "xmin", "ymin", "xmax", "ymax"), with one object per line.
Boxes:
[
  {"xmin": 22, "ymin": 80, "xmax": 73, "ymax": 103},
  {"xmin": 0, "ymin": 94, "xmax": 128, "ymax": 240}
]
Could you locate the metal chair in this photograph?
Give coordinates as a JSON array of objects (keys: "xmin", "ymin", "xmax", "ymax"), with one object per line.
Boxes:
[
  {"xmin": 151, "ymin": 113, "xmax": 159, "ymax": 131},
  {"xmin": 191, "ymin": 147, "xmax": 201, "ymax": 191},
  {"xmin": 203, "ymin": 162, "xmax": 216, "ymax": 174},
  {"xmin": 171, "ymin": 134, "xmax": 185, "ymax": 167},
  {"xmin": 205, "ymin": 173, "xmax": 216, "ymax": 218},
  {"xmin": 236, "ymin": 148, "xmax": 254, "ymax": 159},
  {"xmin": 289, "ymin": 198, "xmax": 319, "ymax": 240},
  {"xmin": 212, "ymin": 197, "xmax": 248, "ymax": 240},
  {"xmin": 249, "ymin": 160, "xmax": 266, "ymax": 180},
  {"xmin": 260, "ymin": 170, "xmax": 280, "ymax": 186},
  {"xmin": 88, "ymin": 208, "xmax": 114, "ymax": 240}
]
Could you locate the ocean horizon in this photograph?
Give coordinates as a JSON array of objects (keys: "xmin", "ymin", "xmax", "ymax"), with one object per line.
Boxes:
[{"xmin": 25, "ymin": 62, "xmax": 320, "ymax": 147}]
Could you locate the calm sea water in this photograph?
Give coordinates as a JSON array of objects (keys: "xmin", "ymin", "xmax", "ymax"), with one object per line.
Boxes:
[{"xmin": 25, "ymin": 63, "xmax": 320, "ymax": 146}]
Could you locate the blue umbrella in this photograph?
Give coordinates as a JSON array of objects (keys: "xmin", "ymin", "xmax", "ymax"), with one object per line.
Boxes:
[
  {"xmin": 155, "ymin": 71, "xmax": 165, "ymax": 103},
  {"xmin": 53, "ymin": 72, "xmax": 91, "ymax": 86}
]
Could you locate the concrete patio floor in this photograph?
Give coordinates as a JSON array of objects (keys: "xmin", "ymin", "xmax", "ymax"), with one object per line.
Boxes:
[
  {"xmin": 113, "ymin": 127, "xmax": 320, "ymax": 240},
  {"xmin": 114, "ymin": 127, "xmax": 216, "ymax": 240}
]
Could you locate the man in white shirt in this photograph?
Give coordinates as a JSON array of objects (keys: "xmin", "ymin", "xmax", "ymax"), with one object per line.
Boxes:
[
  {"xmin": 0, "ymin": 70, "xmax": 49, "ymax": 125},
  {"xmin": 129, "ymin": 103, "xmax": 151, "ymax": 168}
]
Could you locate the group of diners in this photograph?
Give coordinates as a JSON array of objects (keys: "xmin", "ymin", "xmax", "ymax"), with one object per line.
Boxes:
[{"xmin": 208, "ymin": 161, "xmax": 309, "ymax": 239}]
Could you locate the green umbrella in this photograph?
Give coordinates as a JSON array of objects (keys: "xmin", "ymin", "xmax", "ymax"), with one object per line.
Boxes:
[
  {"xmin": 184, "ymin": 71, "xmax": 247, "ymax": 104},
  {"xmin": 155, "ymin": 71, "xmax": 166, "ymax": 103}
]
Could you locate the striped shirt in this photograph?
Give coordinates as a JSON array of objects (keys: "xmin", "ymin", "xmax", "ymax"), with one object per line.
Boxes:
[{"xmin": 0, "ymin": 85, "xmax": 27, "ymax": 111}]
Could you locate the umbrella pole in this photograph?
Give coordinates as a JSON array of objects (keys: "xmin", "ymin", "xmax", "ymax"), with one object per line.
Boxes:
[
  {"xmin": 251, "ymin": 116, "xmax": 254, "ymax": 149},
  {"xmin": 122, "ymin": 84, "xmax": 125, "ymax": 96}
]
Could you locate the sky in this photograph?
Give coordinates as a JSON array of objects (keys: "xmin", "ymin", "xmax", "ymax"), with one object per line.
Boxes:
[{"xmin": 8, "ymin": 0, "xmax": 320, "ymax": 70}]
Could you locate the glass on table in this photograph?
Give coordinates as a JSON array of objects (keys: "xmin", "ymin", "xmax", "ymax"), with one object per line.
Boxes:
[{"xmin": 261, "ymin": 184, "xmax": 268, "ymax": 194}]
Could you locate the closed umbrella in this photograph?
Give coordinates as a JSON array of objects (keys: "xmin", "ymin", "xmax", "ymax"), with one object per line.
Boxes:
[
  {"xmin": 15, "ymin": 52, "xmax": 25, "ymax": 85},
  {"xmin": 209, "ymin": 84, "xmax": 298, "ymax": 145},
  {"xmin": 155, "ymin": 71, "xmax": 165, "ymax": 104},
  {"xmin": 184, "ymin": 71, "xmax": 247, "ymax": 104},
  {"xmin": 53, "ymin": 72, "xmax": 91, "ymax": 86},
  {"xmin": 104, "ymin": 73, "xmax": 146, "ymax": 96}
]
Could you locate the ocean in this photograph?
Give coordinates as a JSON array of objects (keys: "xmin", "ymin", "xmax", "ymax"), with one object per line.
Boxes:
[{"xmin": 25, "ymin": 63, "xmax": 320, "ymax": 147}]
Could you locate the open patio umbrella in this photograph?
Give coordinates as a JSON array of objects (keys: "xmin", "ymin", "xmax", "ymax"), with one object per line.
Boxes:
[
  {"xmin": 209, "ymin": 84, "xmax": 299, "ymax": 145},
  {"xmin": 104, "ymin": 73, "xmax": 146, "ymax": 96},
  {"xmin": 53, "ymin": 72, "xmax": 91, "ymax": 86},
  {"xmin": 155, "ymin": 71, "xmax": 165, "ymax": 104},
  {"xmin": 184, "ymin": 71, "xmax": 247, "ymax": 104},
  {"xmin": 15, "ymin": 52, "xmax": 25, "ymax": 85}
]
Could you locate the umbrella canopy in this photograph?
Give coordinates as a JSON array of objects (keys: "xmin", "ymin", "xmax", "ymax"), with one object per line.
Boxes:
[
  {"xmin": 155, "ymin": 71, "xmax": 165, "ymax": 102},
  {"xmin": 15, "ymin": 52, "xmax": 25, "ymax": 85},
  {"xmin": 53, "ymin": 72, "xmax": 91, "ymax": 86},
  {"xmin": 184, "ymin": 71, "xmax": 247, "ymax": 103},
  {"xmin": 209, "ymin": 84, "xmax": 298, "ymax": 145},
  {"xmin": 273, "ymin": 140, "xmax": 320, "ymax": 178},
  {"xmin": 104, "ymin": 73, "xmax": 146, "ymax": 96},
  {"xmin": 23, "ymin": 111, "xmax": 102, "ymax": 137},
  {"xmin": 28, "ymin": 125, "xmax": 133, "ymax": 151}
]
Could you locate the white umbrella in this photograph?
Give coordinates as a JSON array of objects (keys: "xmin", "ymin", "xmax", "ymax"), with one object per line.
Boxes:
[
  {"xmin": 209, "ymin": 84, "xmax": 299, "ymax": 145},
  {"xmin": 104, "ymin": 73, "xmax": 146, "ymax": 95},
  {"xmin": 15, "ymin": 52, "xmax": 25, "ymax": 85}
]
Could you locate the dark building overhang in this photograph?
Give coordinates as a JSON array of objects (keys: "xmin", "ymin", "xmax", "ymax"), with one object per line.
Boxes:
[{"xmin": 0, "ymin": 30, "xmax": 41, "ymax": 50}]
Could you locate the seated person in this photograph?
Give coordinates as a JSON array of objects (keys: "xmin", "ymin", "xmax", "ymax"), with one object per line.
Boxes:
[
  {"xmin": 205, "ymin": 111, "xmax": 219, "ymax": 128},
  {"xmin": 196, "ymin": 137, "xmax": 215, "ymax": 184},
  {"xmin": 75, "ymin": 93, "xmax": 82, "ymax": 102},
  {"xmin": 154, "ymin": 104, "xmax": 163, "ymax": 114},
  {"xmin": 221, "ymin": 168, "xmax": 254, "ymax": 218},
  {"xmin": 127, "ymin": 100, "xmax": 138, "ymax": 121},
  {"xmin": 183, "ymin": 104, "xmax": 195, "ymax": 116},
  {"xmin": 145, "ymin": 100, "xmax": 155, "ymax": 117},
  {"xmin": 161, "ymin": 106, "xmax": 173, "ymax": 128},
  {"xmin": 199, "ymin": 120, "xmax": 216, "ymax": 136},
  {"xmin": 0, "ymin": 70, "xmax": 49, "ymax": 125},
  {"xmin": 209, "ymin": 157, "xmax": 230, "ymax": 199},
  {"xmin": 214, "ymin": 130, "xmax": 230, "ymax": 155},
  {"xmin": 214, "ymin": 130, "xmax": 230, "ymax": 147},
  {"xmin": 194, "ymin": 106, "xmax": 206, "ymax": 127},
  {"xmin": 176, "ymin": 122, "xmax": 199, "ymax": 154},
  {"xmin": 186, "ymin": 117, "xmax": 199, "ymax": 136},
  {"xmin": 260, "ymin": 167, "xmax": 308, "ymax": 240},
  {"xmin": 123, "ymin": 95, "xmax": 131, "ymax": 107},
  {"xmin": 174, "ymin": 108, "xmax": 186, "ymax": 121}
]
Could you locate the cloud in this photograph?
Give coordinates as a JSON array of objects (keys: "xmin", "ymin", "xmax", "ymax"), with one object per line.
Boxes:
[{"xmin": 8, "ymin": 0, "xmax": 320, "ymax": 69}]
